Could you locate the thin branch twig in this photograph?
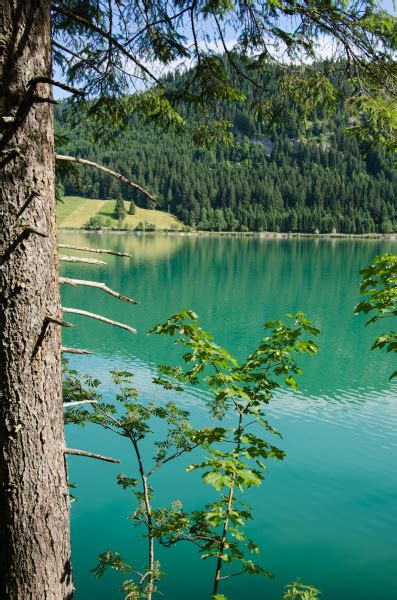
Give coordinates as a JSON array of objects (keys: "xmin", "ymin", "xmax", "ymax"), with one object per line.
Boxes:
[
  {"xmin": 51, "ymin": 3, "xmax": 162, "ymax": 85},
  {"xmin": 147, "ymin": 444, "xmax": 199, "ymax": 478},
  {"xmin": 64, "ymin": 448, "xmax": 120, "ymax": 463},
  {"xmin": 52, "ymin": 40, "xmax": 104, "ymax": 75}
]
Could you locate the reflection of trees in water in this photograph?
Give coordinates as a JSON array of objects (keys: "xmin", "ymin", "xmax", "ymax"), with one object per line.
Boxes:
[
  {"xmin": 59, "ymin": 231, "xmax": 186, "ymax": 262},
  {"xmin": 60, "ymin": 234, "xmax": 396, "ymax": 395}
]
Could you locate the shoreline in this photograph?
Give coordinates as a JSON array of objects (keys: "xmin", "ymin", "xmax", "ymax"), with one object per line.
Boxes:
[{"xmin": 57, "ymin": 228, "xmax": 397, "ymax": 241}]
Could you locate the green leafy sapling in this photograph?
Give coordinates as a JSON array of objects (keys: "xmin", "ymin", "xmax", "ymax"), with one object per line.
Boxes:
[
  {"xmin": 355, "ymin": 253, "xmax": 397, "ymax": 378},
  {"xmin": 149, "ymin": 309, "xmax": 319, "ymax": 599},
  {"xmin": 63, "ymin": 366, "xmax": 210, "ymax": 600}
]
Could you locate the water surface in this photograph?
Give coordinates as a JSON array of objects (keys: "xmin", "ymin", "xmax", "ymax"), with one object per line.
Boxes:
[{"xmin": 60, "ymin": 233, "xmax": 397, "ymax": 600}]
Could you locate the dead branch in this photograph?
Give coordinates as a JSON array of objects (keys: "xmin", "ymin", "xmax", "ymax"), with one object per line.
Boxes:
[
  {"xmin": 55, "ymin": 155, "xmax": 156, "ymax": 202},
  {"xmin": 63, "ymin": 400, "xmax": 98, "ymax": 408},
  {"xmin": 23, "ymin": 226, "xmax": 48, "ymax": 238},
  {"xmin": 58, "ymin": 243, "xmax": 131, "ymax": 257},
  {"xmin": 61, "ymin": 346, "xmax": 93, "ymax": 355},
  {"xmin": 62, "ymin": 307, "xmax": 137, "ymax": 334},
  {"xmin": 219, "ymin": 571, "xmax": 245, "ymax": 580},
  {"xmin": 32, "ymin": 95, "xmax": 59, "ymax": 105},
  {"xmin": 64, "ymin": 448, "xmax": 120, "ymax": 464},
  {"xmin": 59, "ymin": 277, "xmax": 138, "ymax": 304},
  {"xmin": 59, "ymin": 255, "xmax": 107, "ymax": 265},
  {"xmin": 29, "ymin": 76, "xmax": 86, "ymax": 97},
  {"xmin": 46, "ymin": 315, "xmax": 74, "ymax": 328}
]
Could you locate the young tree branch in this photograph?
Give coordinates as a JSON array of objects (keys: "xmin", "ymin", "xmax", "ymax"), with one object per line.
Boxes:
[
  {"xmin": 62, "ymin": 307, "xmax": 137, "ymax": 334},
  {"xmin": 55, "ymin": 155, "xmax": 156, "ymax": 202},
  {"xmin": 59, "ymin": 277, "xmax": 138, "ymax": 304},
  {"xmin": 147, "ymin": 444, "xmax": 199, "ymax": 478}
]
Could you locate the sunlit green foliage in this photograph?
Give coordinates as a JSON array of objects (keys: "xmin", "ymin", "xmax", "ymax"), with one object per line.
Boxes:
[
  {"xmin": 149, "ymin": 309, "xmax": 319, "ymax": 597},
  {"xmin": 63, "ymin": 364, "xmax": 223, "ymax": 598},
  {"xmin": 52, "ymin": 0, "xmax": 396, "ymax": 149},
  {"xmin": 63, "ymin": 310, "xmax": 319, "ymax": 598},
  {"xmin": 355, "ymin": 253, "xmax": 397, "ymax": 377},
  {"xmin": 283, "ymin": 580, "xmax": 321, "ymax": 600}
]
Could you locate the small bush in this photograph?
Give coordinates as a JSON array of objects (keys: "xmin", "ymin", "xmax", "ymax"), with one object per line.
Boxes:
[{"xmin": 85, "ymin": 215, "xmax": 105, "ymax": 230}]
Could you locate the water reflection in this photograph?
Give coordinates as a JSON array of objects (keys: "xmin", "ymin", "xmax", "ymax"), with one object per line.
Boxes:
[{"xmin": 60, "ymin": 233, "xmax": 397, "ymax": 600}]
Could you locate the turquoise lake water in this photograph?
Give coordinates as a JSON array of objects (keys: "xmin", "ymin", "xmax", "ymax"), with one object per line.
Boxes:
[{"xmin": 59, "ymin": 233, "xmax": 397, "ymax": 600}]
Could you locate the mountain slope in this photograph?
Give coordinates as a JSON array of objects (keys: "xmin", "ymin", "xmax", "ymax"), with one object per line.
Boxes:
[{"xmin": 56, "ymin": 66, "xmax": 396, "ymax": 234}]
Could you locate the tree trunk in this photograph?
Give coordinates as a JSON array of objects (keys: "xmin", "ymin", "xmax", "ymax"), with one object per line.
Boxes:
[{"xmin": 0, "ymin": 1, "xmax": 73, "ymax": 598}]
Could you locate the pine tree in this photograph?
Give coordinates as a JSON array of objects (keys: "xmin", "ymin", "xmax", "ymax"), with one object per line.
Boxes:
[
  {"xmin": 114, "ymin": 198, "xmax": 126, "ymax": 220},
  {"xmin": 129, "ymin": 199, "xmax": 136, "ymax": 215}
]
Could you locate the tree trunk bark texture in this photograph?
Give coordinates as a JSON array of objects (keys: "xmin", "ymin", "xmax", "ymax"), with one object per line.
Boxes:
[{"xmin": 0, "ymin": 1, "xmax": 73, "ymax": 598}]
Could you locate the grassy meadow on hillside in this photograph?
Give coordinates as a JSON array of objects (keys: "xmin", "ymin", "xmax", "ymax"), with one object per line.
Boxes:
[{"xmin": 57, "ymin": 196, "xmax": 183, "ymax": 230}]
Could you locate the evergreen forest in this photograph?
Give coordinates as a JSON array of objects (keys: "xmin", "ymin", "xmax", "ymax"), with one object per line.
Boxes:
[{"xmin": 56, "ymin": 64, "xmax": 396, "ymax": 234}]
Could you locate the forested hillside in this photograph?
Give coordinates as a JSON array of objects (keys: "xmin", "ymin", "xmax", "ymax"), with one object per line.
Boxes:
[{"xmin": 56, "ymin": 65, "xmax": 396, "ymax": 234}]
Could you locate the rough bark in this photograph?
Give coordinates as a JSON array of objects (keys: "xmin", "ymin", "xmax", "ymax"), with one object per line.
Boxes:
[{"xmin": 0, "ymin": 1, "xmax": 73, "ymax": 598}]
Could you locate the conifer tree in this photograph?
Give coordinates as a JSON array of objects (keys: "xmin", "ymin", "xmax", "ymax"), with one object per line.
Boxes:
[
  {"xmin": 114, "ymin": 197, "xmax": 126, "ymax": 220},
  {"xmin": 129, "ymin": 199, "xmax": 136, "ymax": 215}
]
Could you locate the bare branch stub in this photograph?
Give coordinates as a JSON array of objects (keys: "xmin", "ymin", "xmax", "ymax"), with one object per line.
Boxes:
[
  {"xmin": 59, "ymin": 277, "xmax": 138, "ymax": 304},
  {"xmin": 16, "ymin": 190, "xmax": 40, "ymax": 218},
  {"xmin": 64, "ymin": 448, "xmax": 120, "ymax": 464},
  {"xmin": 61, "ymin": 346, "xmax": 93, "ymax": 355},
  {"xmin": 58, "ymin": 244, "xmax": 131, "ymax": 257},
  {"xmin": 0, "ymin": 226, "xmax": 48, "ymax": 266},
  {"xmin": 32, "ymin": 315, "xmax": 73, "ymax": 359},
  {"xmin": 59, "ymin": 255, "xmax": 107, "ymax": 265},
  {"xmin": 31, "ymin": 95, "xmax": 59, "ymax": 105},
  {"xmin": 63, "ymin": 400, "xmax": 98, "ymax": 408},
  {"xmin": 62, "ymin": 307, "xmax": 137, "ymax": 334},
  {"xmin": 29, "ymin": 76, "xmax": 86, "ymax": 97}
]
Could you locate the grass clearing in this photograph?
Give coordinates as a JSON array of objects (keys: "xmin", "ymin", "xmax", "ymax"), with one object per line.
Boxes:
[
  {"xmin": 57, "ymin": 196, "xmax": 182, "ymax": 230},
  {"xmin": 56, "ymin": 195, "xmax": 89, "ymax": 223}
]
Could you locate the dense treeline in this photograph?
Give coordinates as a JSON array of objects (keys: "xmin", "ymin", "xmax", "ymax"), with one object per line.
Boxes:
[{"xmin": 56, "ymin": 65, "xmax": 396, "ymax": 234}]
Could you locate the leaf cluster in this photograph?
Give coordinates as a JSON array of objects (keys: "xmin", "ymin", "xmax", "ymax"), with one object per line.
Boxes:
[
  {"xmin": 63, "ymin": 308, "xmax": 319, "ymax": 597},
  {"xmin": 283, "ymin": 579, "xmax": 321, "ymax": 600},
  {"xmin": 355, "ymin": 253, "xmax": 397, "ymax": 376},
  {"xmin": 149, "ymin": 309, "xmax": 319, "ymax": 579}
]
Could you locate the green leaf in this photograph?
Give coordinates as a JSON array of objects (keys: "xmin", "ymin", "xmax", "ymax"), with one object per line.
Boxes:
[
  {"xmin": 285, "ymin": 375, "xmax": 299, "ymax": 390},
  {"xmin": 203, "ymin": 471, "xmax": 233, "ymax": 491}
]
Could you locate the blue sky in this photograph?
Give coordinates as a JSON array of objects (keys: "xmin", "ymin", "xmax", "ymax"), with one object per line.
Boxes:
[{"xmin": 53, "ymin": 1, "xmax": 396, "ymax": 99}]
